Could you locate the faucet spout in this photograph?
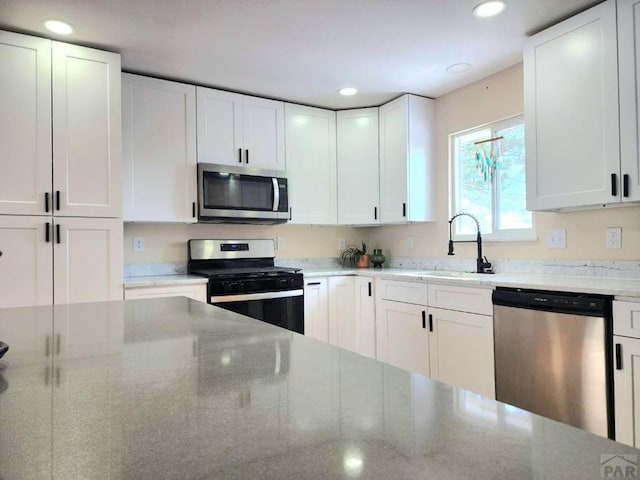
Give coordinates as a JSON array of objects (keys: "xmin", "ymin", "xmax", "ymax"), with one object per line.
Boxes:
[{"xmin": 447, "ymin": 213, "xmax": 493, "ymax": 274}]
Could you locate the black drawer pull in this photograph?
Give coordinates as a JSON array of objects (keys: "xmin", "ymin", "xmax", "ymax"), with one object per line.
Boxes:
[
  {"xmin": 616, "ymin": 343, "xmax": 623, "ymax": 370},
  {"xmin": 45, "ymin": 222, "xmax": 50, "ymax": 243},
  {"xmin": 306, "ymin": 282, "xmax": 321, "ymax": 286},
  {"xmin": 56, "ymin": 190, "xmax": 60, "ymax": 210},
  {"xmin": 611, "ymin": 173, "xmax": 618, "ymax": 197},
  {"xmin": 56, "ymin": 224, "xmax": 61, "ymax": 244},
  {"xmin": 45, "ymin": 192, "xmax": 50, "ymax": 212}
]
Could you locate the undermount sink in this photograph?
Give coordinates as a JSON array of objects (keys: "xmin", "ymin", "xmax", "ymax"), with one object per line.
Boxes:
[{"xmin": 403, "ymin": 271, "xmax": 479, "ymax": 279}]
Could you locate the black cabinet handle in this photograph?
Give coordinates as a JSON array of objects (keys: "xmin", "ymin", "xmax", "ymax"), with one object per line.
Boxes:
[
  {"xmin": 238, "ymin": 148, "xmax": 242, "ymax": 163},
  {"xmin": 429, "ymin": 313, "xmax": 433, "ymax": 332},
  {"xmin": 289, "ymin": 207, "xmax": 292, "ymax": 221},
  {"xmin": 368, "ymin": 282, "xmax": 372, "ymax": 297},
  {"xmin": 56, "ymin": 224, "xmax": 61, "ymax": 244},
  {"xmin": 45, "ymin": 192, "xmax": 50, "ymax": 213},
  {"xmin": 616, "ymin": 343, "xmax": 623, "ymax": 370},
  {"xmin": 611, "ymin": 173, "xmax": 618, "ymax": 197},
  {"xmin": 192, "ymin": 202, "xmax": 196, "ymax": 218},
  {"xmin": 45, "ymin": 222, "xmax": 50, "ymax": 243},
  {"xmin": 623, "ymin": 174, "xmax": 630, "ymax": 198},
  {"xmin": 421, "ymin": 311, "xmax": 426, "ymax": 329},
  {"xmin": 402, "ymin": 202, "xmax": 406, "ymax": 217},
  {"xmin": 55, "ymin": 191, "xmax": 60, "ymax": 210},
  {"xmin": 245, "ymin": 149, "xmax": 249, "ymax": 164},
  {"xmin": 306, "ymin": 282, "xmax": 321, "ymax": 286},
  {"xmin": 374, "ymin": 207, "xmax": 377, "ymax": 220}
]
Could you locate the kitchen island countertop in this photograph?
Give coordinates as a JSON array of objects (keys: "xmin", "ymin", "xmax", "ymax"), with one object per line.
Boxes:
[{"xmin": 0, "ymin": 297, "xmax": 637, "ymax": 479}]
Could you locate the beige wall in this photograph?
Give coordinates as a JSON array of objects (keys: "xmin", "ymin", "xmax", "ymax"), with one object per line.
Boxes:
[
  {"xmin": 124, "ymin": 223, "xmax": 366, "ymax": 264},
  {"xmin": 126, "ymin": 64, "xmax": 640, "ymax": 265},
  {"xmin": 368, "ymin": 63, "xmax": 640, "ymax": 261}
]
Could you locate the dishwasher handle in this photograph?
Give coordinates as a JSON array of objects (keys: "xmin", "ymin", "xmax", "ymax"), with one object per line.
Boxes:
[{"xmin": 492, "ymin": 287, "xmax": 612, "ymax": 317}]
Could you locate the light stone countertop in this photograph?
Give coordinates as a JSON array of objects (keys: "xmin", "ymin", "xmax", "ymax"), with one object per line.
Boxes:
[
  {"xmin": 301, "ymin": 267, "xmax": 640, "ymax": 298},
  {"xmin": 0, "ymin": 296, "xmax": 637, "ymax": 479},
  {"xmin": 123, "ymin": 274, "xmax": 208, "ymax": 288}
]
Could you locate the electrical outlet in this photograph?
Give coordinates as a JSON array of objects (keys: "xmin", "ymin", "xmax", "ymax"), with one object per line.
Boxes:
[
  {"xmin": 338, "ymin": 238, "xmax": 346, "ymax": 251},
  {"xmin": 277, "ymin": 236, "xmax": 286, "ymax": 250},
  {"xmin": 406, "ymin": 236, "xmax": 415, "ymax": 250},
  {"xmin": 546, "ymin": 229, "xmax": 566, "ymax": 249},
  {"xmin": 606, "ymin": 227, "xmax": 622, "ymax": 249},
  {"xmin": 133, "ymin": 236, "xmax": 145, "ymax": 252}
]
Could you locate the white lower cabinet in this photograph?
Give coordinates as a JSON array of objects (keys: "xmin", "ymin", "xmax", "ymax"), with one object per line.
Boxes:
[
  {"xmin": 328, "ymin": 276, "xmax": 356, "ymax": 351},
  {"xmin": 354, "ymin": 277, "xmax": 376, "ymax": 359},
  {"xmin": 303, "ymin": 278, "xmax": 329, "ymax": 342},
  {"xmin": 376, "ymin": 298, "xmax": 429, "ymax": 376},
  {"xmin": 124, "ymin": 284, "xmax": 207, "ymax": 303},
  {"xmin": 0, "ymin": 216, "xmax": 123, "ymax": 308},
  {"xmin": 613, "ymin": 300, "xmax": 640, "ymax": 447}
]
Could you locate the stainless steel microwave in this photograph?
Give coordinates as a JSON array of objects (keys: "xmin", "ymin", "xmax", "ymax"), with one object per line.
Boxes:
[{"xmin": 197, "ymin": 163, "xmax": 289, "ymax": 224}]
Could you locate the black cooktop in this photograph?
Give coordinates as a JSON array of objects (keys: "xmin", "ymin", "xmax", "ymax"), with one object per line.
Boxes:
[{"xmin": 189, "ymin": 266, "xmax": 301, "ymax": 279}]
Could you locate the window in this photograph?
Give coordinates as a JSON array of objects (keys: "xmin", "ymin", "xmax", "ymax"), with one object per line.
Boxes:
[{"xmin": 450, "ymin": 115, "xmax": 533, "ymax": 240}]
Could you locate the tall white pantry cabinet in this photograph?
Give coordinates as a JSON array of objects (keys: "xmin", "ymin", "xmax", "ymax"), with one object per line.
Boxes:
[{"xmin": 0, "ymin": 30, "xmax": 123, "ymax": 308}]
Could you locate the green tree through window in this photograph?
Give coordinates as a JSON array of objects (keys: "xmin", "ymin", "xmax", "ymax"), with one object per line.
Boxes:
[{"xmin": 451, "ymin": 115, "xmax": 533, "ymax": 240}]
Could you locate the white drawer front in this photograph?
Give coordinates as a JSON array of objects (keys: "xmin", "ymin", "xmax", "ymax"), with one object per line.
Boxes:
[
  {"xmin": 427, "ymin": 284, "xmax": 492, "ymax": 315},
  {"xmin": 614, "ymin": 301, "xmax": 640, "ymax": 338},
  {"xmin": 376, "ymin": 279, "xmax": 428, "ymax": 305}
]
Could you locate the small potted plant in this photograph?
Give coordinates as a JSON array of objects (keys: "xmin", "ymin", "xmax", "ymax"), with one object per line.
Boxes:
[{"xmin": 340, "ymin": 242, "xmax": 370, "ymax": 268}]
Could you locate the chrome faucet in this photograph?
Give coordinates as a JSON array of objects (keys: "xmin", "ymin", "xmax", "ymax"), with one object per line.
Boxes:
[{"xmin": 448, "ymin": 213, "xmax": 493, "ymax": 274}]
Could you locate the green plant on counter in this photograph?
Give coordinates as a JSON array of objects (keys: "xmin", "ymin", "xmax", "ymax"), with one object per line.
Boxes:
[{"xmin": 340, "ymin": 242, "xmax": 367, "ymax": 266}]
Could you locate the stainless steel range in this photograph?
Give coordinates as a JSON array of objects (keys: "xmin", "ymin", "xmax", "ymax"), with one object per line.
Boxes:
[{"xmin": 187, "ymin": 239, "xmax": 304, "ymax": 333}]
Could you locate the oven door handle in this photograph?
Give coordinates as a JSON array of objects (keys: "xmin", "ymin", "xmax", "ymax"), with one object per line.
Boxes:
[
  {"xmin": 211, "ymin": 289, "xmax": 303, "ymax": 303},
  {"xmin": 272, "ymin": 178, "xmax": 280, "ymax": 212}
]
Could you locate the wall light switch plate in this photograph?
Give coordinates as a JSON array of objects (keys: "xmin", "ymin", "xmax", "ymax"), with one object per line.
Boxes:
[
  {"xmin": 606, "ymin": 227, "xmax": 622, "ymax": 249},
  {"xmin": 277, "ymin": 236, "xmax": 286, "ymax": 250},
  {"xmin": 546, "ymin": 229, "xmax": 566, "ymax": 249},
  {"xmin": 338, "ymin": 238, "xmax": 346, "ymax": 251},
  {"xmin": 133, "ymin": 236, "xmax": 145, "ymax": 252},
  {"xmin": 406, "ymin": 236, "xmax": 415, "ymax": 250}
]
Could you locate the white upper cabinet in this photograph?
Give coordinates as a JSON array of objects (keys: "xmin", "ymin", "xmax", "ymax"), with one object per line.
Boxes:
[
  {"xmin": 52, "ymin": 42, "xmax": 122, "ymax": 218},
  {"xmin": 122, "ymin": 74, "xmax": 197, "ymax": 222},
  {"xmin": 618, "ymin": 0, "xmax": 640, "ymax": 202},
  {"xmin": 0, "ymin": 31, "xmax": 52, "ymax": 216},
  {"xmin": 379, "ymin": 94, "xmax": 435, "ymax": 224},
  {"xmin": 524, "ymin": 0, "xmax": 621, "ymax": 210},
  {"xmin": 285, "ymin": 103, "xmax": 337, "ymax": 224},
  {"xmin": 337, "ymin": 108, "xmax": 380, "ymax": 225},
  {"xmin": 196, "ymin": 87, "xmax": 285, "ymax": 171}
]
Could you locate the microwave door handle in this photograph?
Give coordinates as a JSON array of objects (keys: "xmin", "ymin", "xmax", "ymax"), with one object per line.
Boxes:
[{"xmin": 272, "ymin": 178, "xmax": 280, "ymax": 212}]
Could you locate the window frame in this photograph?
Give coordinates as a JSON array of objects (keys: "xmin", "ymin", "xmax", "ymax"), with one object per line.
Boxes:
[{"xmin": 449, "ymin": 114, "xmax": 535, "ymax": 242}]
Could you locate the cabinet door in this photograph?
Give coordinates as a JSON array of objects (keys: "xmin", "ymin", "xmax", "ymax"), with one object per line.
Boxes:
[
  {"xmin": 428, "ymin": 307, "xmax": 495, "ymax": 398},
  {"xmin": 379, "ymin": 96, "xmax": 408, "ymax": 224},
  {"xmin": 242, "ymin": 96, "xmax": 285, "ymax": 171},
  {"xmin": 285, "ymin": 104, "xmax": 337, "ymax": 224},
  {"xmin": 337, "ymin": 108, "xmax": 379, "ymax": 225},
  {"xmin": 618, "ymin": 0, "xmax": 640, "ymax": 202},
  {"xmin": 53, "ymin": 217, "xmax": 123, "ymax": 304},
  {"xmin": 376, "ymin": 299, "xmax": 429, "ymax": 376},
  {"xmin": 303, "ymin": 278, "xmax": 329, "ymax": 341},
  {"xmin": 196, "ymin": 87, "xmax": 243, "ymax": 166},
  {"xmin": 328, "ymin": 276, "xmax": 356, "ymax": 351},
  {"xmin": 0, "ymin": 216, "xmax": 52, "ymax": 308},
  {"xmin": 52, "ymin": 42, "xmax": 122, "ymax": 218},
  {"xmin": 122, "ymin": 74, "xmax": 197, "ymax": 222},
  {"xmin": 354, "ymin": 277, "xmax": 376, "ymax": 359},
  {"xmin": 0, "ymin": 31, "xmax": 51, "ymax": 216},
  {"xmin": 524, "ymin": 0, "xmax": 619, "ymax": 210},
  {"xmin": 613, "ymin": 336, "xmax": 640, "ymax": 447}
]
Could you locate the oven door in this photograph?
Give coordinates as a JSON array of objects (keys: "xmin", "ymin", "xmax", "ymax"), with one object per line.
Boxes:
[{"xmin": 210, "ymin": 290, "xmax": 304, "ymax": 334}]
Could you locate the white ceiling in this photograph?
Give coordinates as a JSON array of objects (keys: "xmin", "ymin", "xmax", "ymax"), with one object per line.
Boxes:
[{"xmin": 0, "ymin": 0, "xmax": 603, "ymax": 109}]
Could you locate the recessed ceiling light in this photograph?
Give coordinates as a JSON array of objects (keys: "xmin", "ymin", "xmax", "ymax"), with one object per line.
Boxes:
[
  {"xmin": 446, "ymin": 63, "xmax": 472, "ymax": 74},
  {"xmin": 339, "ymin": 87, "xmax": 358, "ymax": 96},
  {"xmin": 43, "ymin": 19, "xmax": 74, "ymax": 35},
  {"xmin": 473, "ymin": 1, "xmax": 506, "ymax": 18}
]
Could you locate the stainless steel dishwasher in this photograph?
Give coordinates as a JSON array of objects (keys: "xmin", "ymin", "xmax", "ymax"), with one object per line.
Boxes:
[{"xmin": 492, "ymin": 287, "xmax": 614, "ymax": 439}]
